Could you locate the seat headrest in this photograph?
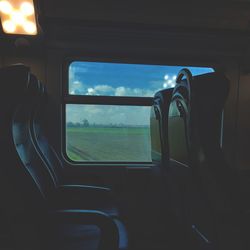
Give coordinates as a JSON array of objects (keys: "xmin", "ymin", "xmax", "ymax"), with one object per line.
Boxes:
[
  {"xmin": 0, "ymin": 64, "xmax": 30, "ymax": 100},
  {"xmin": 173, "ymin": 72, "xmax": 229, "ymax": 108},
  {"xmin": 193, "ymin": 72, "xmax": 229, "ymax": 107},
  {"xmin": 0, "ymin": 64, "xmax": 45, "ymax": 107},
  {"xmin": 25, "ymin": 74, "xmax": 45, "ymax": 104},
  {"xmin": 170, "ymin": 70, "xmax": 230, "ymax": 155}
]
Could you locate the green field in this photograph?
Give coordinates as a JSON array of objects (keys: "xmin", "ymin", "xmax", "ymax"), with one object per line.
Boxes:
[{"xmin": 66, "ymin": 127, "xmax": 151, "ymax": 162}]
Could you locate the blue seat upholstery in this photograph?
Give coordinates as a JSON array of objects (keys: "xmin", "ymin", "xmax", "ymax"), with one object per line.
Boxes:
[
  {"xmin": 0, "ymin": 64, "xmax": 127, "ymax": 250},
  {"xmin": 26, "ymin": 70, "xmax": 123, "ymax": 218},
  {"xmin": 167, "ymin": 69, "xmax": 249, "ymax": 249}
]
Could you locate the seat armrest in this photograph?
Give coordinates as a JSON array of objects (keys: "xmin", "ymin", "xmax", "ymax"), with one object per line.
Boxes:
[
  {"xmin": 51, "ymin": 185, "xmax": 118, "ymax": 215},
  {"xmin": 51, "ymin": 209, "xmax": 119, "ymax": 250},
  {"xmin": 59, "ymin": 184, "xmax": 112, "ymax": 197}
]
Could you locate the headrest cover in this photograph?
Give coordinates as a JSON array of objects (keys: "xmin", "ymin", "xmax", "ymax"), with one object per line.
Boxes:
[
  {"xmin": 24, "ymin": 74, "xmax": 42, "ymax": 105},
  {"xmin": 172, "ymin": 71, "xmax": 229, "ymax": 120},
  {"xmin": 173, "ymin": 71, "xmax": 229, "ymax": 103},
  {"xmin": 0, "ymin": 64, "xmax": 30, "ymax": 103},
  {"xmin": 191, "ymin": 72, "xmax": 229, "ymax": 106},
  {"xmin": 168, "ymin": 71, "xmax": 230, "ymax": 163}
]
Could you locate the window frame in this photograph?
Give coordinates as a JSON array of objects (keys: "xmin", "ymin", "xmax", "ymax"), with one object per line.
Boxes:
[
  {"xmin": 62, "ymin": 59, "xmax": 154, "ymax": 165},
  {"xmin": 62, "ymin": 57, "xmax": 216, "ymax": 166}
]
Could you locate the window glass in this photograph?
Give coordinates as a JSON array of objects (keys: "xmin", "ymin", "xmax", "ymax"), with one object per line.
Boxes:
[
  {"xmin": 168, "ymin": 101, "xmax": 189, "ymax": 165},
  {"xmin": 150, "ymin": 106, "xmax": 162, "ymax": 162},
  {"xmin": 69, "ymin": 61, "xmax": 214, "ymax": 97},
  {"xmin": 66, "ymin": 61, "xmax": 214, "ymax": 164},
  {"xmin": 66, "ymin": 104, "xmax": 151, "ymax": 162}
]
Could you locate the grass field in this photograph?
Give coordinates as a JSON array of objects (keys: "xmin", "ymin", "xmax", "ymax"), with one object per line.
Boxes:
[{"xmin": 66, "ymin": 127, "xmax": 151, "ymax": 162}]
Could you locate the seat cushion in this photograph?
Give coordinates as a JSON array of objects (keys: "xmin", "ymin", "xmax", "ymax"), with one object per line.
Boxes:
[
  {"xmin": 51, "ymin": 185, "xmax": 120, "ymax": 218},
  {"xmin": 54, "ymin": 218, "xmax": 128, "ymax": 250}
]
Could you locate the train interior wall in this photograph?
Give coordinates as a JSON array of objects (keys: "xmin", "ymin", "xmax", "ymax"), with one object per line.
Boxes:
[{"xmin": 1, "ymin": 38, "xmax": 250, "ymax": 249}]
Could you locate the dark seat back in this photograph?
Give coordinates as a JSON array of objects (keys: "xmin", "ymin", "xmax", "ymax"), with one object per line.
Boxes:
[
  {"xmin": 167, "ymin": 69, "xmax": 232, "ymax": 248},
  {"xmin": 30, "ymin": 85, "xmax": 63, "ymax": 185},
  {"xmin": 13, "ymin": 75, "xmax": 58, "ymax": 198},
  {"xmin": 176, "ymin": 69, "xmax": 232, "ymax": 212},
  {"xmin": 0, "ymin": 65, "xmax": 52, "ymax": 211},
  {"xmin": 0, "ymin": 65, "xmax": 56, "ymax": 249},
  {"xmin": 150, "ymin": 88, "xmax": 173, "ymax": 165}
]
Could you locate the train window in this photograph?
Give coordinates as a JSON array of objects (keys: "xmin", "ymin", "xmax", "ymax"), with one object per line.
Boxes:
[
  {"xmin": 65, "ymin": 61, "xmax": 213, "ymax": 163},
  {"xmin": 66, "ymin": 104, "xmax": 151, "ymax": 162},
  {"xmin": 68, "ymin": 61, "xmax": 214, "ymax": 97},
  {"xmin": 150, "ymin": 106, "xmax": 162, "ymax": 162}
]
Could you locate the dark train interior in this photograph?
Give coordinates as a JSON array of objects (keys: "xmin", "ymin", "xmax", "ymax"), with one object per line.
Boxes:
[{"xmin": 1, "ymin": 1, "xmax": 250, "ymax": 250}]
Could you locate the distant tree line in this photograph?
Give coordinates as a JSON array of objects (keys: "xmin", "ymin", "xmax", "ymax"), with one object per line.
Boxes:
[
  {"xmin": 67, "ymin": 119, "xmax": 89, "ymax": 128},
  {"xmin": 66, "ymin": 119, "xmax": 148, "ymax": 128}
]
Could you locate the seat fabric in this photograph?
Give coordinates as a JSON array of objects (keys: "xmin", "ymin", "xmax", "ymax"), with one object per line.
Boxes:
[
  {"xmin": 166, "ymin": 70, "xmax": 246, "ymax": 249},
  {"xmin": 29, "ymin": 80, "xmax": 121, "ymax": 217},
  {"xmin": 0, "ymin": 65, "xmax": 127, "ymax": 250}
]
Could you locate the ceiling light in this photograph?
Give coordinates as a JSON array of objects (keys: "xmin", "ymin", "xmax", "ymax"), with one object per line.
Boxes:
[
  {"xmin": 0, "ymin": 0, "xmax": 37, "ymax": 35},
  {"xmin": 11, "ymin": 10, "xmax": 25, "ymax": 24},
  {"xmin": 23, "ymin": 20, "xmax": 35, "ymax": 34},
  {"xmin": 2, "ymin": 19, "xmax": 15, "ymax": 32},
  {"xmin": 20, "ymin": 2, "xmax": 33, "ymax": 16},
  {"xmin": 0, "ymin": 1, "xmax": 12, "ymax": 14}
]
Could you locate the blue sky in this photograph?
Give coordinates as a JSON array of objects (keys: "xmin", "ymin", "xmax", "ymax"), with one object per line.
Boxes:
[
  {"xmin": 67, "ymin": 62, "xmax": 213, "ymax": 125},
  {"xmin": 69, "ymin": 61, "xmax": 213, "ymax": 97}
]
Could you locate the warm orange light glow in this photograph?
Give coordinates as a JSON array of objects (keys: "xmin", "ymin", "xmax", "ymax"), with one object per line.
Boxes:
[
  {"xmin": 20, "ymin": 2, "xmax": 33, "ymax": 16},
  {"xmin": 11, "ymin": 10, "xmax": 25, "ymax": 24},
  {"xmin": 23, "ymin": 20, "xmax": 35, "ymax": 34},
  {"xmin": 0, "ymin": 1, "xmax": 12, "ymax": 14},
  {"xmin": 0, "ymin": 0, "xmax": 37, "ymax": 35},
  {"xmin": 2, "ymin": 19, "xmax": 15, "ymax": 32}
]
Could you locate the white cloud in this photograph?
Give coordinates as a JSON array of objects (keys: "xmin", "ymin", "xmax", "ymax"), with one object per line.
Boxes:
[
  {"xmin": 69, "ymin": 80, "xmax": 85, "ymax": 95},
  {"xmin": 115, "ymin": 86, "xmax": 126, "ymax": 96},
  {"xmin": 114, "ymin": 86, "xmax": 155, "ymax": 97},
  {"xmin": 70, "ymin": 81, "xmax": 162, "ymax": 97},
  {"xmin": 84, "ymin": 84, "xmax": 115, "ymax": 95},
  {"xmin": 87, "ymin": 88, "xmax": 95, "ymax": 95},
  {"xmin": 95, "ymin": 85, "xmax": 114, "ymax": 92}
]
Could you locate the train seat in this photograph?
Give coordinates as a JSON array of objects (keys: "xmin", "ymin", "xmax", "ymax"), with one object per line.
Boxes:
[
  {"xmin": 30, "ymin": 85, "xmax": 120, "ymax": 216},
  {"xmin": 151, "ymin": 88, "xmax": 173, "ymax": 166},
  {"xmin": 0, "ymin": 64, "xmax": 127, "ymax": 250},
  {"xmin": 167, "ymin": 68, "xmax": 248, "ymax": 249}
]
